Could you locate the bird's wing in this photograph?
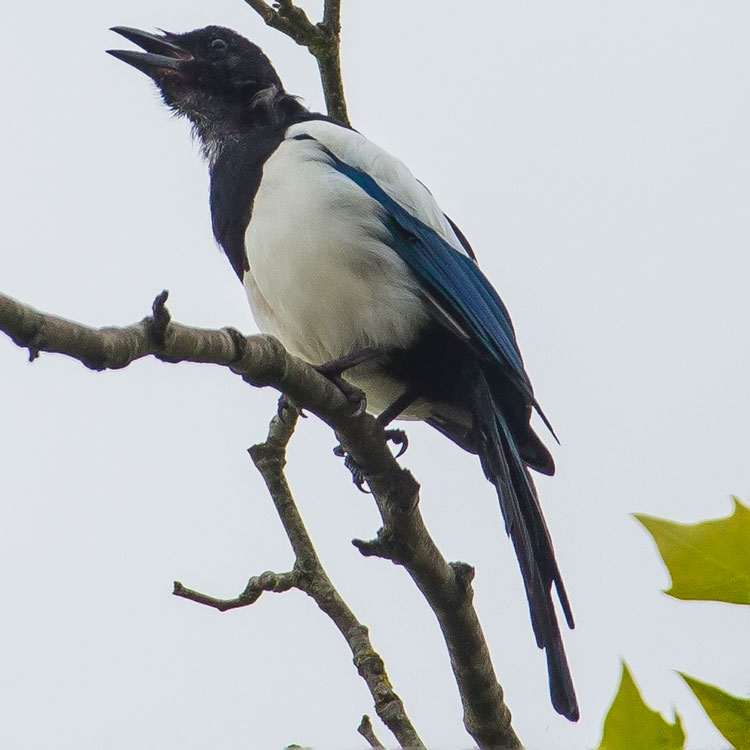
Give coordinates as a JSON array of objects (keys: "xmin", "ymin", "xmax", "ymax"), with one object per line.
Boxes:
[
  {"xmin": 286, "ymin": 120, "xmax": 537, "ymax": 406},
  {"xmin": 285, "ymin": 122, "xmax": 574, "ymax": 718}
]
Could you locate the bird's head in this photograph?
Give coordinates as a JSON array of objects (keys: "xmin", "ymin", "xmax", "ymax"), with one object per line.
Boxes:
[{"xmin": 108, "ymin": 26, "xmax": 300, "ymax": 145}]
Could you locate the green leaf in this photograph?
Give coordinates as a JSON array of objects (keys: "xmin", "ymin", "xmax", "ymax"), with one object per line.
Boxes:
[
  {"xmin": 680, "ymin": 673, "xmax": 750, "ymax": 750},
  {"xmin": 635, "ymin": 496, "xmax": 750, "ymax": 604},
  {"xmin": 598, "ymin": 662, "xmax": 685, "ymax": 750}
]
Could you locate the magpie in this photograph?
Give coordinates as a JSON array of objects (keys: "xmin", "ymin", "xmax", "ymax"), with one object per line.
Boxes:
[{"xmin": 108, "ymin": 25, "xmax": 579, "ymax": 721}]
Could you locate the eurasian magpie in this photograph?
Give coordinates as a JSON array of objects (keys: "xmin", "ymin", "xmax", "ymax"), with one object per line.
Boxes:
[{"xmin": 108, "ymin": 25, "xmax": 578, "ymax": 721}]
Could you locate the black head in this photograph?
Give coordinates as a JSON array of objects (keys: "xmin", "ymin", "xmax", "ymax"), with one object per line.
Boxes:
[{"xmin": 107, "ymin": 26, "xmax": 301, "ymax": 141}]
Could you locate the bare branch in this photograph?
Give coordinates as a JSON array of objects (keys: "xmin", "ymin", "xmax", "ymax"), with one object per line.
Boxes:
[
  {"xmin": 167, "ymin": 399, "xmax": 424, "ymax": 748},
  {"xmin": 0, "ymin": 290, "xmax": 243, "ymax": 371},
  {"xmin": 173, "ymin": 570, "xmax": 298, "ymax": 611},
  {"xmin": 243, "ymin": 0, "xmax": 277, "ymax": 26},
  {"xmin": 246, "ymin": 410, "xmax": 425, "ymax": 749},
  {"xmin": 243, "ymin": 0, "xmax": 317, "ymax": 42},
  {"xmin": 323, "ymin": 0, "xmax": 342, "ymax": 33},
  {"xmin": 357, "ymin": 715, "xmax": 385, "ymax": 749},
  {"xmin": 346, "ymin": 470, "xmax": 523, "ymax": 746},
  {"xmin": 243, "ymin": 0, "xmax": 349, "ymax": 125},
  {"xmin": 0, "ymin": 290, "xmax": 521, "ymax": 747}
]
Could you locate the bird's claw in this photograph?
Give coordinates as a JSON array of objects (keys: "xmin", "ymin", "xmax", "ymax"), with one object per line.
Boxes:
[
  {"xmin": 333, "ymin": 428, "xmax": 408, "ymax": 492},
  {"xmin": 277, "ymin": 393, "xmax": 306, "ymax": 424},
  {"xmin": 384, "ymin": 428, "xmax": 409, "ymax": 457},
  {"xmin": 344, "ymin": 454, "xmax": 370, "ymax": 493},
  {"xmin": 332, "ymin": 445, "xmax": 369, "ymax": 491}
]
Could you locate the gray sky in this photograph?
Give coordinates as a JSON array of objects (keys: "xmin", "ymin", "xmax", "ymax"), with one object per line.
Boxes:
[{"xmin": 1, "ymin": 1, "xmax": 749, "ymax": 747}]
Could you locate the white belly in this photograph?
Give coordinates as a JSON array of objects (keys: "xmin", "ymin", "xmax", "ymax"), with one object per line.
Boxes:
[
  {"xmin": 242, "ymin": 137, "xmax": 431, "ymax": 413},
  {"xmin": 243, "ymin": 140, "xmax": 430, "ymax": 364}
]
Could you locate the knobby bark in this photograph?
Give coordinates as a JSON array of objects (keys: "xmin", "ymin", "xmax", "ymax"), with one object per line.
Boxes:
[{"xmin": 0, "ymin": 290, "xmax": 522, "ymax": 748}]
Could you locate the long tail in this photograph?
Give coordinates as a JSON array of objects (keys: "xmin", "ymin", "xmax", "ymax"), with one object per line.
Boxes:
[{"xmin": 472, "ymin": 369, "xmax": 579, "ymax": 721}]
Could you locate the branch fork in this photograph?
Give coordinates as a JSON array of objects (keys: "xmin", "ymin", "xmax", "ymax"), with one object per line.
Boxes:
[
  {"xmin": 0, "ymin": 274, "xmax": 522, "ymax": 748},
  {"xmin": 244, "ymin": 0, "xmax": 349, "ymax": 125},
  {"xmin": 172, "ymin": 405, "xmax": 424, "ymax": 749}
]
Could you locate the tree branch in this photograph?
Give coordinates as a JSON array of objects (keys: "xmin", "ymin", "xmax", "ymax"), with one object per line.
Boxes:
[
  {"xmin": 358, "ymin": 715, "xmax": 385, "ymax": 749},
  {"xmin": 323, "ymin": 0, "xmax": 341, "ymax": 32},
  {"xmin": 243, "ymin": 0, "xmax": 349, "ymax": 125},
  {"xmin": 173, "ymin": 569, "xmax": 298, "ymax": 611},
  {"xmin": 349, "ymin": 473, "xmax": 522, "ymax": 748},
  {"xmin": 0, "ymin": 290, "xmax": 521, "ymax": 748},
  {"xmin": 247, "ymin": 409, "xmax": 424, "ymax": 748},
  {"xmin": 171, "ymin": 401, "xmax": 424, "ymax": 748}
]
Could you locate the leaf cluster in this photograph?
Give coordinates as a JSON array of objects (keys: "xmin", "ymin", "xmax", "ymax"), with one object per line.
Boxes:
[{"xmin": 598, "ymin": 497, "xmax": 750, "ymax": 749}]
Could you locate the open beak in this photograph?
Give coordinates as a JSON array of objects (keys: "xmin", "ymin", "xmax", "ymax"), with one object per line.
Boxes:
[{"xmin": 107, "ymin": 27, "xmax": 191, "ymax": 77}]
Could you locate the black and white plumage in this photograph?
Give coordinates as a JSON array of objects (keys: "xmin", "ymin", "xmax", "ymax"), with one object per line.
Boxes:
[{"xmin": 108, "ymin": 25, "xmax": 579, "ymax": 721}]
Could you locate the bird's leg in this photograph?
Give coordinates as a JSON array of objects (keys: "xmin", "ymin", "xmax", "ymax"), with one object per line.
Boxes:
[
  {"xmin": 278, "ymin": 348, "xmax": 379, "ymax": 424},
  {"xmin": 314, "ymin": 346, "xmax": 380, "ymax": 417},
  {"xmin": 374, "ymin": 389, "xmax": 419, "ymax": 457},
  {"xmin": 334, "ymin": 388, "xmax": 419, "ymax": 490},
  {"xmin": 317, "ymin": 347, "xmax": 381, "ymax": 374}
]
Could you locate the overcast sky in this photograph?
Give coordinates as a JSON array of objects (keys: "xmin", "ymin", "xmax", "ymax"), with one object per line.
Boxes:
[{"xmin": 1, "ymin": 1, "xmax": 749, "ymax": 748}]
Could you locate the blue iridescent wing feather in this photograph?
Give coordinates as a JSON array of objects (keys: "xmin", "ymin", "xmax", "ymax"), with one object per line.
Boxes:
[{"xmin": 327, "ymin": 153, "xmax": 531, "ymax": 392}]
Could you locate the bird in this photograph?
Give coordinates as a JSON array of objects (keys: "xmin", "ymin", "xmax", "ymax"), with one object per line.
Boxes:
[{"xmin": 107, "ymin": 25, "xmax": 579, "ymax": 721}]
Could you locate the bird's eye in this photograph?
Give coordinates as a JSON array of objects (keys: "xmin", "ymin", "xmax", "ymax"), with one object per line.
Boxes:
[{"xmin": 210, "ymin": 38, "xmax": 228, "ymax": 53}]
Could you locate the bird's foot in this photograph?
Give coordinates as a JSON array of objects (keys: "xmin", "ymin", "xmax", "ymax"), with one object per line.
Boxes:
[
  {"xmin": 332, "ymin": 427, "xmax": 409, "ymax": 491},
  {"xmin": 314, "ymin": 348, "xmax": 378, "ymax": 417},
  {"xmin": 345, "ymin": 454, "xmax": 370, "ymax": 493},
  {"xmin": 332, "ymin": 444, "xmax": 369, "ymax": 491},
  {"xmin": 316, "ymin": 369, "xmax": 367, "ymax": 417}
]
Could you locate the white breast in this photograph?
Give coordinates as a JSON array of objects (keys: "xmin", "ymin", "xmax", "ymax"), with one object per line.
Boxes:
[
  {"xmin": 244, "ymin": 132, "xmax": 432, "ymax": 359},
  {"xmin": 242, "ymin": 121, "xmax": 462, "ymax": 414}
]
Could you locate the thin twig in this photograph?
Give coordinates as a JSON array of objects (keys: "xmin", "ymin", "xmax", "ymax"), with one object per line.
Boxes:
[
  {"xmin": 357, "ymin": 715, "xmax": 385, "ymax": 749},
  {"xmin": 173, "ymin": 570, "xmax": 298, "ymax": 611},
  {"xmin": 170, "ymin": 400, "xmax": 424, "ymax": 749},
  {"xmin": 243, "ymin": 0, "xmax": 349, "ymax": 124},
  {"xmin": 243, "ymin": 0, "xmax": 276, "ymax": 25},
  {"xmin": 323, "ymin": 0, "xmax": 341, "ymax": 32},
  {"xmin": 245, "ymin": 410, "xmax": 425, "ymax": 748}
]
